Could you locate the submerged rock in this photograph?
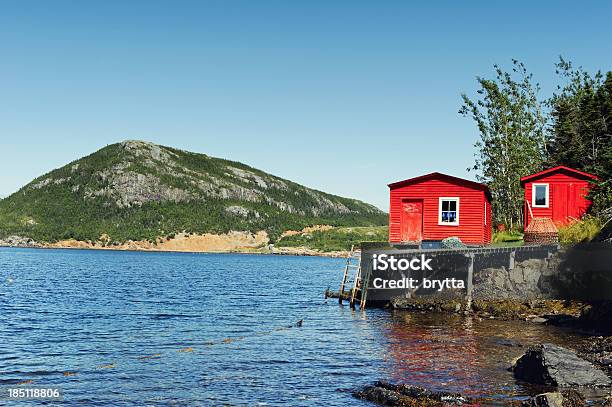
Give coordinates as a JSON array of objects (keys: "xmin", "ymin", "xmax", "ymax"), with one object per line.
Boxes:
[
  {"xmin": 354, "ymin": 381, "xmax": 474, "ymax": 406},
  {"xmin": 512, "ymin": 343, "xmax": 611, "ymax": 387},
  {"xmin": 390, "ymin": 296, "xmax": 465, "ymax": 313}
]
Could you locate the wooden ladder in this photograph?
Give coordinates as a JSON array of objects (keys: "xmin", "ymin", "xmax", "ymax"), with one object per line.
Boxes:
[{"xmin": 338, "ymin": 245, "xmax": 369, "ymax": 309}]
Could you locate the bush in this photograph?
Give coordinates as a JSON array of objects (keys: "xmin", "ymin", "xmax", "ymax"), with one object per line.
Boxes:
[
  {"xmin": 558, "ymin": 216, "xmax": 602, "ymax": 245},
  {"xmin": 276, "ymin": 226, "xmax": 388, "ymax": 252}
]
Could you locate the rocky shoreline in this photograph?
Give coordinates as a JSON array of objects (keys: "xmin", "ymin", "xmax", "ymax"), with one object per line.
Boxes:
[
  {"xmin": 0, "ymin": 235, "xmax": 42, "ymax": 248},
  {"xmin": 363, "ymin": 298, "xmax": 612, "ymax": 406},
  {"xmin": 580, "ymin": 336, "xmax": 612, "ymax": 376},
  {"xmin": 355, "ymin": 380, "xmax": 611, "ymax": 406},
  {"xmin": 354, "ymin": 381, "xmax": 484, "ymax": 406},
  {"xmin": 389, "ymin": 297, "xmax": 585, "ymax": 324},
  {"xmin": 356, "ymin": 343, "xmax": 612, "ymax": 406}
]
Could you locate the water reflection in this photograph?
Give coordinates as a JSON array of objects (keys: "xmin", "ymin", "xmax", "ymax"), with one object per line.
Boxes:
[
  {"xmin": 379, "ymin": 311, "xmax": 597, "ymax": 400},
  {"xmin": 383, "ymin": 313, "xmax": 484, "ymax": 394}
]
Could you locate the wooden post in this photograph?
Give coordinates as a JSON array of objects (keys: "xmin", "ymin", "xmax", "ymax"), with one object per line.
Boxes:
[
  {"xmin": 405, "ymin": 272, "xmax": 412, "ymax": 299},
  {"xmin": 546, "ymin": 249, "xmax": 554, "ymax": 267},
  {"xmin": 349, "ymin": 258, "xmax": 361, "ymax": 309},
  {"xmin": 466, "ymin": 253, "xmax": 474, "ymax": 311},
  {"xmin": 359, "ymin": 251, "xmax": 371, "ymax": 310}
]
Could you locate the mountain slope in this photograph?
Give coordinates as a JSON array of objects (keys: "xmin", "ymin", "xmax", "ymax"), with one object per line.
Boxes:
[{"xmin": 0, "ymin": 140, "xmax": 386, "ymax": 243}]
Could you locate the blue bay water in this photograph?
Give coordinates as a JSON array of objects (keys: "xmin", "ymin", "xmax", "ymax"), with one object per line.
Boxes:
[
  {"xmin": 0, "ymin": 248, "xmax": 590, "ymax": 405},
  {"xmin": 0, "ymin": 248, "xmax": 387, "ymax": 406}
]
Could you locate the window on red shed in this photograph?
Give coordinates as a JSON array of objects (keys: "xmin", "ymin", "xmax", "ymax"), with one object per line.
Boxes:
[
  {"xmin": 439, "ymin": 197, "xmax": 459, "ymax": 225},
  {"xmin": 532, "ymin": 184, "xmax": 549, "ymax": 208}
]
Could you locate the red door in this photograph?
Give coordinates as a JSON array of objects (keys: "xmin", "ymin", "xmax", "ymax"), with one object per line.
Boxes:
[
  {"xmin": 552, "ymin": 184, "xmax": 568, "ymax": 225},
  {"xmin": 400, "ymin": 200, "xmax": 423, "ymax": 242}
]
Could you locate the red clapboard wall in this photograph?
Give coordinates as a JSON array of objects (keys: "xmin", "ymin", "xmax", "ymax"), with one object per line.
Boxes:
[
  {"xmin": 521, "ymin": 166, "xmax": 599, "ymax": 228},
  {"xmin": 388, "ymin": 173, "xmax": 492, "ymax": 244}
]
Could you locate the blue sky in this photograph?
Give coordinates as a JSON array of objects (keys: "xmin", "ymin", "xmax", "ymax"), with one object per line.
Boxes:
[{"xmin": 1, "ymin": 1, "xmax": 611, "ymax": 210}]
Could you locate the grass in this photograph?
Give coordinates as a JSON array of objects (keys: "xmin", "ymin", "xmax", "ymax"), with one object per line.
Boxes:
[
  {"xmin": 275, "ymin": 225, "xmax": 388, "ymax": 252},
  {"xmin": 558, "ymin": 216, "xmax": 603, "ymax": 245},
  {"xmin": 274, "ymin": 216, "xmax": 605, "ymax": 252},
  {"xmin": 491, "ymin": 216, "xmax": 604, "ymax": 246},
  {"xmin": 491, "ymin": 229, "xmax": 524, "ymax": 247},
  {"xmin": 277, "ymin": 225, "xmax": 526, "ymax": 251}
]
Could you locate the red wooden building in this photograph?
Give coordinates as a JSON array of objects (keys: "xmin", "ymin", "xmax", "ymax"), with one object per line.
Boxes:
[
  {"xmin": 388, "ymin": 172, "xmax": 492, "ymax": 244},
  {"xmin": 521, "ymin": 165, "xmax": 599, "ymax": 228}
]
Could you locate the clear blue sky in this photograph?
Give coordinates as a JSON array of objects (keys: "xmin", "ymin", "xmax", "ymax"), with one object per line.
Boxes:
[{"xmin": 1, "ymin": 1, "xmax": 611, "ymax": 210}]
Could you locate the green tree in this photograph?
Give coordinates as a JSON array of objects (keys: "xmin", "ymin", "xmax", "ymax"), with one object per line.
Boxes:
[
  {"xmin": 548, "ymin": 58, "xmax": 612, "ymax": 214},
  {"xmin": 460, "ymin": 60, "xmax": 548, "ymax": 228}
]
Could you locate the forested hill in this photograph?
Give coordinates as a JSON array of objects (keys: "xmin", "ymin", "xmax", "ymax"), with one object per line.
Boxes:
[{"xmin": 0, "ymin": 140, "xmax": 386, "ymax": 243}]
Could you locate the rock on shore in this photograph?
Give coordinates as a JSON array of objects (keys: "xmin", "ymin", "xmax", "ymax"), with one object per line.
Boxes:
[
  {"xmin": 354, "ymin": 381, "xmax": 477, "ymax": 406},
  {"xmin": 512, "ymin": 343, "xmax": 611, "ymax": 387},
  {"xmin": 0, "ymin": 235, "xmax": 41, "ymax": 248}
]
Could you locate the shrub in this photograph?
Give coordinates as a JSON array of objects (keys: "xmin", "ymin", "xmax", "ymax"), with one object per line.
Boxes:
[
  {"xmin": 276, "ymin": 226, "xmax": 388, "ymax": 252},
  {"xmin": 558, "ymin": 216, "xmax": 602, "ymax": 245}
]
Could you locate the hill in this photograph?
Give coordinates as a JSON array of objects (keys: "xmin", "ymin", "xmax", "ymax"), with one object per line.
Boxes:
[{"xmin": 0, "ymin": 140, "xmax": 386, "ymax": 245}]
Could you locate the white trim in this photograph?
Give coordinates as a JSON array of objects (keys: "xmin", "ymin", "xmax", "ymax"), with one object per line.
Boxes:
[
  {"xmin": 484, "ymin": 201, "xmax": 487, "ymax": 225},
  {"xmin": 532, "ymin": 183, "xmax": 549, "ymax": 208},
  {"xmin": 438, "ymin": 197, "xmax": 460, "ymax": 226}
]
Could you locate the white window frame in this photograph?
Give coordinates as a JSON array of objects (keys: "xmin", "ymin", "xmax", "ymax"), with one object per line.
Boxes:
[
  {"xmin": 438, "ymin": 197, "xmax": 460, "ymax": 226},
  {"xmin": 532, "ymin": 183, "xmax": 549, "ymax": 208}
]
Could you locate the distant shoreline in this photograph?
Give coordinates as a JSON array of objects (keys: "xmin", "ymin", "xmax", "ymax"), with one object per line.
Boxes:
[
  {"xmin": 0, "ymin": 227, "xmax": 383, "ymax": 259},
  {"xmin": 0, "ymin": 242, "xmax": 349, "ymax": 258}
]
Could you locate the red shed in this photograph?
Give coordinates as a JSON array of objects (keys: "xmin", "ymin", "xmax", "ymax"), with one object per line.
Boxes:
[
  {"xmin": 388, "ymin": 172, "xmax": 492, "ymax": 244},
  {"xmin": 521, "ymin": 165, "xmax": 599, "ymax": 228}
]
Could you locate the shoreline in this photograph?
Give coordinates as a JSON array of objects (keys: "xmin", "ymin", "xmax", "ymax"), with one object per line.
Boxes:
[
  {"xmin": 0, "ymin": 242, "xmax": 349, "ymax": 258},
  {"xmin": 0, "ymin": 229, "xmax": 355, "ymax": 258}
]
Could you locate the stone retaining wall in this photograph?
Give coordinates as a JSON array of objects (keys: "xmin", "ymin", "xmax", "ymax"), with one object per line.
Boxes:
[{"xmin": 360, "ymin": 243, "xmax": 561, "ymax": 304}]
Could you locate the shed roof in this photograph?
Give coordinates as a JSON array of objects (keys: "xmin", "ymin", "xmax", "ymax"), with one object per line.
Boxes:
[
  {"xmin": 520, "ymin": 165, "xmax": 599, "ymax": 186},
  {"xmin": 388, "ymin": 172, "xmax": 492, "ymax": 200}
]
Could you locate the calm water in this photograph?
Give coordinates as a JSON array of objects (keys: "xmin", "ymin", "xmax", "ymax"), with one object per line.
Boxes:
[{"xmin": 0, "ymin": 248, "xmax": 592, "ymax": 406}]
